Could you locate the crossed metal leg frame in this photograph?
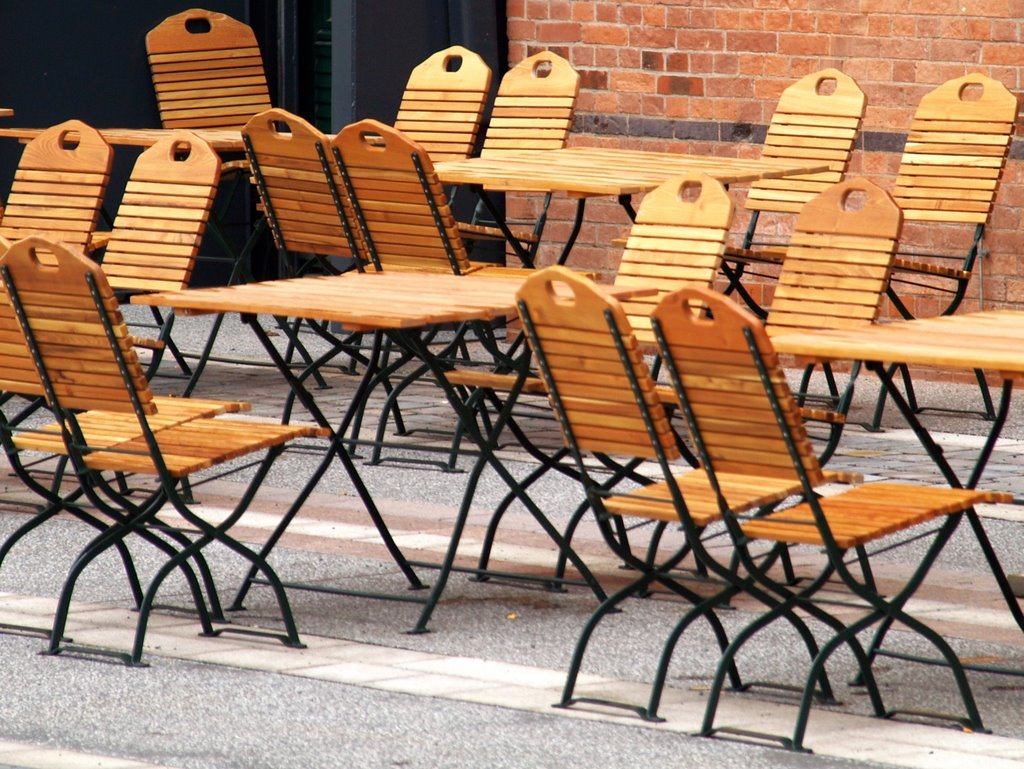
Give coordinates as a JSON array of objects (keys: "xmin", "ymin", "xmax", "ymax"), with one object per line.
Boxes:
[
  {"xmin": 226, "ymin": 321, "xmax": 431, "ymax": 626},
  {"xmin": 855, "ymin": 361, "xmax": 1024, "ymax": 677},
  {"xmin": 394, "ymin": 324, "xmax": 612, "ymax": 632},
  {"xmin": 43, "ymin": 446, "xmax": 311, "ymax": 667},
  {"xmin": 669, "ymin": 323, "xmax": 1000, "ymax": 751}
]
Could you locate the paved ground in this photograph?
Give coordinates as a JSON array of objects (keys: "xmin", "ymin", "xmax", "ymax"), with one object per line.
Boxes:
[{"xmin": 0, "ymin": 309, "xmax": 1022, "ymax": 769}]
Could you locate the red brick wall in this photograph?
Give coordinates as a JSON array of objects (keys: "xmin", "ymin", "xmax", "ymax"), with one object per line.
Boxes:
[{"xmin": 503, "ymin": 0, "xmax": 1024, "ymax": 323}]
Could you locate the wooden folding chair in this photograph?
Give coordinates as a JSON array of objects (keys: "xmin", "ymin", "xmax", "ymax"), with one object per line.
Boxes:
[
  {"xmin": 723, "ymin": 69, "xmax": 866, "ymax": 316},
  {"xmin": 146, "ymin": 8, "xmax": 272, "ymax": 131},
  {"xmin": 328, "ymin": 118, "xmax": 533, "ymax": 466},
  {"xmin": 241, "ymin": 108, "xmax": 370, "ymax": 387},
  {"xmin": 887, "ymin": 73, "xmax": 1017, "ymax": 319},
  {"xmin": 458, "ymin": 50, "xmax": 581, "ymax": 266},
  {"xmin": 516, "ymin": 266, "xmax": 858, "ymax": 722},
  {"xmin": 0, "ymin": 235, "xmax": 328, "ymax": 665},
  {"xmin": 0, "ymin": 120, "xmax": 112, "ymax": 252},
  {"xmin": 394, "ymin": 45, "xmax": 492, "ymax": 163},
  {"xmin": 96, "ymin": 131, "xmax": 224, "ymax": 391},
  {"xmin": 244, "ymin": 108, "xmax": 355, "ymax": 272},
  {"xmin": 872, "ymin": 73, "xmax": 1018, "ymax": 426},
  {"xmin": 764, "ymin": 177, "xmax": 902, "ymax": 463},
  {"xmin": 146, "ymin": 8, "xmax": 273, "ymax": 293},
  {"xmin": 438, "ymin": 173, "xmax": 735, "ymax": 582},
  {"xmin": 332, "ymin": 117, "xmax": 530, "ymax": 276},
  {"xmin": 652, "ymin": 284, "xmax": 1010, "ymax": 750}
]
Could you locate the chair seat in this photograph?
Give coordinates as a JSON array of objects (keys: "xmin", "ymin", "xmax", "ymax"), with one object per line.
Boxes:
[
  {"xmin": 603, "ymin": 468, "xmax": 862, "ymax": 528},
  {"xmin": 443, "ymin": 369, "xmax": 548, "ymax": 394},
  {"xmin": 72, "ymin": 419, "xmax": 328, "ymax": 478},
  {"xmin": 723, "ymin": 243, "xmax": 787, "ymax": 266},
  {"xmin": 458, "ymin": 221, "xmax": 539, "ymax": 245},
  {"xmin": 13, "ymin": 396, "xmax": 251, "ymax": 454},
  {"xmin": 741, "ymin": 482, "xmax": 1011, "ymax": 549},
  {"xmin": 891, "ymin": 255, "xmax": 970, "ymax": 280}
]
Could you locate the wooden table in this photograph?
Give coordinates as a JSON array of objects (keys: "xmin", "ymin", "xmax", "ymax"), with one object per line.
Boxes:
[
  {"xmin": 772, "ymin": 310, "xmax": 1024, "ymax": 641},
  {"xmin": 0, "ymin": 126, "xmax": 242, "ymax": 152},
  {"xmin": 435, "ymin": 146, "xmax": 830, "ymax": 196},
  {"xmin": 435, "ymin": 146, "xmax": 831, "ymax": 264},
  {"xmin": 135, "ymin": 270, "xmax": 653, "ymax": 633}
]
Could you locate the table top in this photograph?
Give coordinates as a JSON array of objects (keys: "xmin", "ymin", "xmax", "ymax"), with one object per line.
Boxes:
[
  {"xmin": 434, "ymin": 146, "xmax": 831, "ymax": 196},
  {"xmin": 772, "ymin": 310, "xmax": 1024, "ymax": 376},
  {"xmin": 132, "ymin": 270, "xmax": 652, "ymax": 332},
  {"xmin": 0, "ymin": 126, "xmax": 242, "ymax": 152}
]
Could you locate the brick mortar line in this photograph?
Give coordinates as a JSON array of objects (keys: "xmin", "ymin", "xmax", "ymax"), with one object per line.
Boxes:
[{"xmin": 573, "ymin": 113, "xmax": 1024, "ymax": 159}]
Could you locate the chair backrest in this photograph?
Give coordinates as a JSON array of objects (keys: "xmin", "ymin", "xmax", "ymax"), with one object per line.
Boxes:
[
  {"xmin": 243, "ymin": 108, "xmax": 353, "ymax": 260},
  {"xmin": 894, "ymin": 73, "xmax": 1018, "ymax": 227},
  {"xmin": 0, "ymin": 236, "xmax": 155, "ymax": 415},
  {"xmin": 146, "ymin": 8, "xmax": 273, "ymax": 130},
  {"xmin": 394, "ymin": 45, "xmax": 493, "ymax": 162},
  {"xmin": 332, "ymin": 118, "xmax": 475, "ymax": 274},
  {"xmin": 480, "ymin": 51, "xmax": 580, "ymax": 157},
  {"xmin": 766, "ymin": 177, "xmax": 902, "ymax": 336},
  {"xmin": 652, "ymin": 285, "xmax": 825, "ymax": 485},
  {"xmin": 517, "ymin": 266, "xmax": 680, "ymax": 461},
  {"xmin": 0, "ymin": 234, "xmax": 41, "ymax": 397},
  {"xmin": 614, "ymin": 173, "xmax": 734, "ymax": 345},
  {"xmin": 745, "ymin": 69, "xmax": 866, "ymax": 215},
  {"xmin": 100, "ymin": 132, "xmax": 221, "ymax": 293},
  {"xmin": 0, "ymin": 120, "xmax": 112, "ymax": 251}
]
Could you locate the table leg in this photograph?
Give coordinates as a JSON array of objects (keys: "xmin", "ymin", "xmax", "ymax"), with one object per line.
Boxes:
[
  {"xmin": 868, "ymin": 361, "xmax": 1024, "ymax": 633},
  {"xmin": 228, "ymin": 317, "xmax": 428, "ymax": 615},
  {"xmin": 397, "ymin": 326, "xmax": 608, "ymax": 634}
]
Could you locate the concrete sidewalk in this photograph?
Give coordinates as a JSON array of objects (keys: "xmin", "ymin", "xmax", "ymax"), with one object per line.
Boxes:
[{"xmin": 0, "ymin": 310, "xmax": 1021, "ymax": 769}]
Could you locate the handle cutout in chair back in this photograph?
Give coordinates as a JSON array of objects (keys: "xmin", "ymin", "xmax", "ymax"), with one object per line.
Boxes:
[
  {"xmin": 531, "ymin": 58, "xmax": 554, "ymax": 79},
  {"xmin": 270, "ymin": 119, "xmax": 294, "ymax": 136},
  {"xmin": 359, "ymin": 128, "xmax": 388, "ymax": 151},
  {"xmin": 170, "ymin": 140, "xmax": 194, "ymax": 162},
  {"xmin": 813, "ymin": 74, "xmax": 838, "ymax": 97},
  {"xmin": 184, "ymin": 15, "xmax": 214, "ymax": 34},
  {"xmin": 57, "ymin": 130, "xmax": 81, "ymax": 152},
  {"xmin": 797, "ymin": 177, "xmax": 901, "ymax": 239},
  {"xmin": 838, "ymin": 186, "xmax": 866, "ymax": 213},
  {"xmin": 958, "ymin": 78, "xmax": 986, "ymax": 103},
  {"xmin": 444, "ymin": 53, "xmax": 465, "ymax": 73},
  {"xmin": 677, "ymin": 179, "xmax": 703, "ymax": 203}
]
